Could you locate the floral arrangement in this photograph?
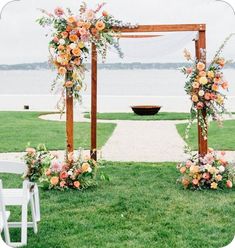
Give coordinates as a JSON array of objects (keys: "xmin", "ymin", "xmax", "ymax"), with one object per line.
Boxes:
[
  {"xmin": 23, "ymin": 145, "xmax": 98, "ymax": 190},
  {"xmin": 37, "ymin": 2, "xmax": 136, "ymax": 110},
  {"xmin": 182, "ymin": 34, "xmax": 233, "ymax": 139},
  {"xmin": 177, "ymin": 148, "xmax": 235, "ymax": 190}
]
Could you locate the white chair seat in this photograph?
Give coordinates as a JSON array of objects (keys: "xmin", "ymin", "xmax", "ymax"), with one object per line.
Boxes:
[
  {"xmin": 2, "ymin": 189, "xmax": 29, "ymax": 205},
  {"xmin": 0, "ymin": 211, "xmax": 10, "ymax": 230}
]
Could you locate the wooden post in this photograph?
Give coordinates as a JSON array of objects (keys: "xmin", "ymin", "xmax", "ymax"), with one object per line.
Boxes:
[
  {"xmin": 195, "ymin": 30, "xmax": 208, "ymax": 156},
  {"xmin": 91, "ymin": 43, "xmax": 97, "ymax": 160},
  {"xmin": 66, "ymin": 75, "xmax": 74, "ymax": 153}
]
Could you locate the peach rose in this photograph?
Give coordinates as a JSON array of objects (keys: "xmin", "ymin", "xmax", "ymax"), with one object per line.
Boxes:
[
  {"xmin": 197, "ymin": 62, "xmax": 205, "ymax": 71},
  {"xmin": 95, "ymin": 21, "xmax": 105, "ymax": 31},
  {"xmin": 58, "ymin": 67, "xmax": 67, "ymax": 75},
  {"xmin": 192, "ymin": 179, "xmax": 199, "ymax": 185},
  {"xmin": 222, "ymin": 81, "xmax": 228, "ymax": 90},
  {"xmin": 182, "ymin": 178, "xmax": 190, "ymax": 187},
  {"xmin": 61, "ymin": 32, "xmax": 68, "ymax": 39},
  {"xmin": 85, "ymin": 9, "xmax": 95, "ymax": 20},
  {"xmin": 192, "ymin": 82, "xmax": 199, "ymax": 89},
  {"xmin": 81, "ymin": 163, "xmax": 90, "ymax": 173},
  {"xmin": 204, "ymin": 92, "xmax": 211, "ymax": 100},
  {"xmin": 192, "ymin": 95, "xmax": 198, "ymax": 102},
  {"xmin": 74, "ymin": 181, "xmax": 81, "ymax": 188},
  {"xmin": 226, "ymin": 180, "xmax": 233, "ymax": 188},
  {"xmin": 64, "ymin": 81, "xmax": 73, "ymax": 88},
  {"xmin": 202, "ymin": 172, "xmax": 210, "ymax": 180},
  {"xmin": 73, "ymin": 58, "xmax": 81, "ymax": 66},
  {"xmin": 60, "ymin": 171, "xmax": 68, "ymax": 180},
  {"xmin": 91, "ymin": 28, "xmax": 99, "ymax": 36},
  {"xmin": 67, "ymin": 16, "xmax": 76, "ymax": 24},
  {"xmin": 217, "ymin": 58, "xmax": 225, "ymax": 67},
  {"xmin": 199, "ymin": 71, "xmax": 206, "ymax": 77},
  {"xmin": 69, "ymin": 35, "xmax": 78, "ymax": 42},
  {"xmin": 26, "ymin": 147, "xmax": 36, "ymax": 155},
  {"xmin": 72, "ymin": 48, "xmax": 81, "ymax": 57},
  {"xmin": 214, "ymin": 77, "xmax": 221, "ymax": 84},
  {"xmin": 216, "ymin": 175, "xmax": 222, "ymax": 181},
  {"xmin": 212, "ymin": 84, "xmax": 219, "ymax": 91},
  {"xmin": 45, "ymin": 169, "xmax": 51, "ymax": 176},
  {"xmin": 58, "ymin": 45, "xmax": 65, "ymax": 51},
  {"xmin": 180, "ymin": 167, "xmax": 186, "ymax": 174},
  {"xmin": 60, "ymin": 181, "xmax": 66, "ymax": 188},
  {"xmin": 50, "ymin": 176, "xmax": 59, "ymax": 186}
]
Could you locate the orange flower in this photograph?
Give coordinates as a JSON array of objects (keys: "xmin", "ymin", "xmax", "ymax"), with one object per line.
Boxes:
[
  {"xmin": 45, "ymin": 169, "xmax": 51, "ymax": 176},
  {"xmin": 182, "ymin": 178, "xmax": 190, "ymax": 188},
  {"xmin": 69, "ymin": 34, "xmax": 78, "ymax": 42},
  {"xmin": 199, "ymin": 71, "xmax": 206, "ymax": 77},
  {"xmin": 50, "ymin": 176, "xmax": 59, "ymax": 186},
  {"xmin": 91, "ymin": 28, "xmax": 98, "ymax": 36},
  {"xmin": 67, "ymin": 16, "xmax": 76, "ymax": 24},
  {"xmin": 76, "ymin": 21, "xmax": 84, "ymax": 27},
  {"xmin": 212, "ymin": 84, "xmax": 219, "ymax": 91},
  {"xmin": 58, "ymin": 67, "xmax": 67, "ymax": 75},
  {"xmin": 180, "ymin": 167, "xmax": 186, "ymax": 174},
  {"xmin": 74, "ymin": 181, "xmax": 80, "ymax": 188},
  {"xmin": 61, "ymin": 32, "xmax": 68, "ymax": 38},
  {"xmin": 102, "ymin": 11, "xmax": 108, "ymax": 17},
  {"xmin": 66, "ymin": 25, "xmax": 72, "ymax": 32},
  {"xmin": 84, "ymin": 22, "xmax": 91, "ymax": 29},
  {"xmin": 72, "ymin": 47, "xmax": 81, "ymax": 57},
  {"xmin": 58, "ymin": 45, "xmax": 65, "ymax": 50},
  {"xmin": 81, "ymin": 162, "xmax": 90, "ymax": 173},
  {"xmin": 64, "ymin": 81, "xmax": 74, "ymax": 87},
  {"xmin": 222, "ymin": 81, "xmax": 228, "ymax": 90},
  {"xmin": 95, "ymin": 20, "xmax": 105, "ymax": 31},
  {"xmin": 207, "ymin": 71, "xmax": 214, "ymax": 78}
]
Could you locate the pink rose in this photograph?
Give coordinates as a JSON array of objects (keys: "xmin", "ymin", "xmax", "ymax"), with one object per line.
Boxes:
[
  {"xmin": 53, "ymin": 36, "xmax": 59, "ymax": 43},
  {"xmin": 54, "ymin": 7, "xmax": 64, "ymax": 17},
  {"xmin": 196, "ymin": 102, "xmax": 204, "ymax": 110},
  {"xmin": 226, "ymin": 180, "xmax": 233, "ymax": 188},
  {"xmin": 60, "ymin": 171, "xmax": 68, "ymax": 180},
  {"xmin": 185, "ymin": 160, "xmax": 192, "ymax": 168},
  {"xmin": 60, "ymin": 181, "xmax": 66, "ymax": 188}
]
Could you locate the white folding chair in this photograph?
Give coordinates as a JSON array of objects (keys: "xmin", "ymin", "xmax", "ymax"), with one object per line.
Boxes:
[
  {"xmin": 0, "ymin": 180, "xmax": 11, "ymax": 246},
  {"xmin": 0, "ymin": 161, "xmax": 40, "ymax": 247}
]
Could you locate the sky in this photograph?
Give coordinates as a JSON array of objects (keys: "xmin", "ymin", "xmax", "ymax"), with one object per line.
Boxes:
[{"xmin": 0, "ymin": 0, "xmax": 235, "ymax": 64}]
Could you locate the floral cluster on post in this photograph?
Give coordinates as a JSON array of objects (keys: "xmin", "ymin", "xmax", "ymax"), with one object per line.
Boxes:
[
  {"xmin": 37, "ymin": 2, "xmax": 136, "ymax": 110},
  {"xmin": 181, "ymin": 35, "xmax": 233, "ymax": 139},
  {"xmin": 23, "ymin": 145, "xmax": 98, "ymax": 190},
  {"xmin": 177, "ymin": 149, "xmax": 235, "ymax": 190}
]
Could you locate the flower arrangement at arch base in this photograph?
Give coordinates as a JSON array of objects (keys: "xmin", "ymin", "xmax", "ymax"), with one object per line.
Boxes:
[
  {"xmin": 177, "ymin": 149, "xmax": 235, "ymax": 190},
  {"xmin": 23, "ymin": 145, "xmax": 100, "ymax": 190}
]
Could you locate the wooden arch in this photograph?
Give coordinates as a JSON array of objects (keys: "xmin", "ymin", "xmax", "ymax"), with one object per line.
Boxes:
[{"xmin": 66, "ymin": 24, "xmax": 207, "ymax": 160}]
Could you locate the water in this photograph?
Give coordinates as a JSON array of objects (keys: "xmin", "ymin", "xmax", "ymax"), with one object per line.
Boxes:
[{"xmin": 0, "ymin": 69, "xmax": 235, "ymax": 112}]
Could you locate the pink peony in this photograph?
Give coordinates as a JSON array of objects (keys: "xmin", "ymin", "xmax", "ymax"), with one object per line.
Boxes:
[{"xmin": 54, "ymin": 7, "xmax": 64, "ymax": 17}]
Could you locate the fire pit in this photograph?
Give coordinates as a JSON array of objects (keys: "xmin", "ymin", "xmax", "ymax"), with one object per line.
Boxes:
[{"xmin": 131, "ymin": 105, "xmax": 162, "ymax": 116}]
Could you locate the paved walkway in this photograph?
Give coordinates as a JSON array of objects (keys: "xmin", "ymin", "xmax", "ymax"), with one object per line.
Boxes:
[{"xmin": 0, "ymin": 113, "xmax": 234, "ymax": 163}]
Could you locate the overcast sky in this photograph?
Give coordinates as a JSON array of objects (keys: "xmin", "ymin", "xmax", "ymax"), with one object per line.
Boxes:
[{"xmin": 0, "ymin": 0, "xmax": 235, "ymax": 64}]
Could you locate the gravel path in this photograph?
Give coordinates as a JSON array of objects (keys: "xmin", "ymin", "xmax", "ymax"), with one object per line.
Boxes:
[{"xmin": 0, "ymin": 113, "xmax": 234, "ymax": 163}]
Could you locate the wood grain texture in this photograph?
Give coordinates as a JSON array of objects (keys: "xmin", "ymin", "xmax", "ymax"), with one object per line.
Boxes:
[
  {"xmin": 66, "ymin": 88, "xmax": 74, "ymax": 153},
  {"xmin": 91, "ymin": 43, "xmax": 97, "ymax": 160}
]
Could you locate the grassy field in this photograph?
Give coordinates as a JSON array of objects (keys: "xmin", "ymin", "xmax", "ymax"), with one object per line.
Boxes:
[
  {"xmin": 177, "ymin": 120, "xmax": 235, "ymax": 150},
  {"xmin": 84, "ymin": 112, "xmax": 191, "ymax": 121},
  {"xmin": 0, "ymin": 112, "xmax": 116, "ymax": 152},
  {"xmin": 2, "ymin": 162, "xmax": 235, "ymax": 248}
]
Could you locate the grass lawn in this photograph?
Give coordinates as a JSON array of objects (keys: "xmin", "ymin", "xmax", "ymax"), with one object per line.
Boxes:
[
  {"xmin": 177, "ymin": 120, "xmax": 235, "ymax": 151},
  {"xmin": 2, "ymin": 162, "xmax": 235, "ymax": 248},
  {"xmin": 0, "ymin": 112, "xmax": 116, "ymax": 152},
  {"xmin": 84, "ymin": 112, "xmax": 191, "ymax": 121}
]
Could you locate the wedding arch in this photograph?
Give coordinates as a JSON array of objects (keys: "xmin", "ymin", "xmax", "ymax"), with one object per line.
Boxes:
[{"xmin": 65, "ymin": 23, "xmax": 207, "ymax": 160}]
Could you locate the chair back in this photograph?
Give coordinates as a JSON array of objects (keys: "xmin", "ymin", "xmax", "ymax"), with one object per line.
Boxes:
[{"xmin": 0, "ymin": 161, "xmax": 27, "ymax": 175}]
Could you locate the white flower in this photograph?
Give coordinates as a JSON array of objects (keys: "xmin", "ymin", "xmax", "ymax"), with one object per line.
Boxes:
[
  {"xmin": 57, "ymin": 57, "xmax": 63, "ymax": 63},
  {"xmin": 205, "ymin": 164, "xmax": 212, "ymax": 170},
  {"xmin": 198, "ymin": 90, "xmax": 205, "ymax": 96},
  {"xmin": 219, "ymin": 165, "xmax": 225, "ymax": 173},
  {"xmin": 68, "ymin": 170, "xmax": 73, "ymax": 176},
  {"xmin": 87, "ymin": 167, "xmax": 92, "ymax": 173},
  {"xmin": 70, "ymin": 43, "xmax": 77, "ymax": 49},
  {"xmin": 59, "ymin": 39, "xmax": 65, "ymax": 45}
]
